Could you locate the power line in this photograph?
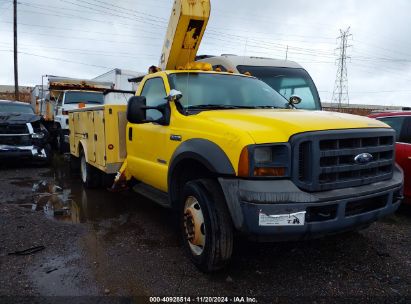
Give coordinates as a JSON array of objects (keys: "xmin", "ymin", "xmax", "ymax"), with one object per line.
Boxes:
[{"xmin": 1, "ymin": 49, "xmax": 112, "ymax": 69}]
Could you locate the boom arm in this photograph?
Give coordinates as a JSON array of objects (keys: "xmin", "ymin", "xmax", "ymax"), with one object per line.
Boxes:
[{"xmin": 159, "ymin": 0, "xmax": 211, "ymax": 71}]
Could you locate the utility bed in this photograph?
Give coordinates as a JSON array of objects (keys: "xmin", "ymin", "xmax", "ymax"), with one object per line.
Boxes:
[{"xmin": 69, "ymin": 105, "xmax": 127, "ymax": 174}]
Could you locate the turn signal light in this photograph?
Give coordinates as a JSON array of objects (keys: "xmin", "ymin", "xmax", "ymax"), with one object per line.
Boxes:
[
  {"xmin": 238, "ymin": 147, "xmax": 249, "ymax": 177},
  {"xmin": 254, "ymin": 167, "xmax": 286, "ymax": 177}
]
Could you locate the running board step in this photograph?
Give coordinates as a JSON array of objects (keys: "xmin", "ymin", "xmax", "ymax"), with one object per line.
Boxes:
[{"xmin": 133, "ymin": 183, "xmax": 170, "ymax": 208}]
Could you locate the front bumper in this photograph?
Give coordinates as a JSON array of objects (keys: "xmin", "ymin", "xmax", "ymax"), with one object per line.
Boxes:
[
  {"xmin": 0, "ymin": 145, "xmax": 48, "ymax": 161},
  {"xmin": 218, "ymin": 166, "xmax": 403, "ymax": 241}
]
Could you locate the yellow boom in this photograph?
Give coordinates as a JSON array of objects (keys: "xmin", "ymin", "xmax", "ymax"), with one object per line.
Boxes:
[{"xmin": 159, "ymin": 0, "xmax": 211, "ymax": 71}]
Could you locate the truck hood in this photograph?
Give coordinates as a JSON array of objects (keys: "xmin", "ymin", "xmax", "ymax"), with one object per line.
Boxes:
[
  {"xmin": 196, "ymin": 109, "xmax": 389, "ymax": 143},
  {"xmin": 0, "ymin": 112, "xmax": 41, "ymax": 125}
]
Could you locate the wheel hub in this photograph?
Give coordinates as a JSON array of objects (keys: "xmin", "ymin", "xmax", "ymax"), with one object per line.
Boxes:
[
  {"xmin": 81, "ymin": 156, "xmax": 87, "ymax": 183},
  {"xmin": 183, "ymin": 196, "xmax": 205, "ymax": 256}
]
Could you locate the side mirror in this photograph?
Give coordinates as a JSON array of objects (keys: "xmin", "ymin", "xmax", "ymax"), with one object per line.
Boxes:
[
  {"xmin": 127, "ymin": 96, "xmax": 170, "ymax": 125},
  {"xmin": 127, "ymin": 96, "xmax": 147, "ymax": 124},
  {"xmin": 166, "ymin": 89, "xmax": 183, "ymax": 102},
  {"xmin": 289, "ymin": 95, "xmax": 302, "ymax": 105},
  {"xmin": 286, "ymin": 95, "xmax": 302, "ymax": 109}
]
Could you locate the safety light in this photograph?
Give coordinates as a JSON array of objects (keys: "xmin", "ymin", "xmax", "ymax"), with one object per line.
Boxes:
[{"xmin": 177, "ymin": 62, "xmax": 213, "ymax": 71}]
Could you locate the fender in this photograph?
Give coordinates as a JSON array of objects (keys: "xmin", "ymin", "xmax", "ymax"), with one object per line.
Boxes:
[
  {"xmin": 169, "ymin": 139, "xmax": 235, "ymax": 177},
  {"xmin": 78, "ymin": 139, "xmax": 89, "ymax": 161},
  {"xmin": 168, "ymin": 139, "xmax": 236, "ymax": 206}
]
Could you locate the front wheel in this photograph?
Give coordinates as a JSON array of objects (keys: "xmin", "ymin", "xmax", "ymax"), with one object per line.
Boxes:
[{"xmin": 180, "ymin": 179, "xmax": 233, "ymax": 272}]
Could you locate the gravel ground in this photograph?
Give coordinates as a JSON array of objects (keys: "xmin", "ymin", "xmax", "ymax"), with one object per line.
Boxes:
[{"xmin": 0, "ymin": 157, "xmax": 410, "ymax": 303}]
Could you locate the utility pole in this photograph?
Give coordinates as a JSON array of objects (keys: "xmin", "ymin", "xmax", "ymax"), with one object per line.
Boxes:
[
  {"xmin": 13, "ymin": 0, "xmax": 19, "ymax": 101},
  {"xmin": 331, "ymin": 27, "xmax": 352, "ymax": 110}
]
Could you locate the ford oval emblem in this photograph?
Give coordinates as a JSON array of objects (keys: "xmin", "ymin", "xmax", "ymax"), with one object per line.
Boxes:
[{"xmin": 354, "ymin": 153, "xmax": 374, "ymax": 164}]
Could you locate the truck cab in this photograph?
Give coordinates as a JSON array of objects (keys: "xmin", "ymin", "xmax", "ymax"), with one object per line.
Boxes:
[
  {"xmin": 55, "ymin": 90, "xmax": 105, "ymax": 129},
  {"xmin": 197, "ymin": 55, "xmax": 321, "ymax": 110},
  {"xmin": 54, "ymin": 90, "xmax": 105, "ymax": 152}
]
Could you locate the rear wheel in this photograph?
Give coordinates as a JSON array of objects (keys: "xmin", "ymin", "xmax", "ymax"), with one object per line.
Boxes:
[
  {"xmin": 80, "ymin": 151, "xmax": 100, "ymax": 188},
  {"xmin": 56, "ymin": 128, "xmax": 69, "ymax": 154},
  {"xmin": 180, "ymin": 179, "xmax": 233, "ymax": 272}
]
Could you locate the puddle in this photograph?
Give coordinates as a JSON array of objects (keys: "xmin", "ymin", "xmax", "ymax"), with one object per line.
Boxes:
[{"xmin": 12, "ymin": 155, "xmax": 159, "ymax": 225}]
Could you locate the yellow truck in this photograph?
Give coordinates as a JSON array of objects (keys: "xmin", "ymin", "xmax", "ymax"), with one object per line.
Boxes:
[{"xmin": 69, "ymin": 0, "xmax": 404, "ymax": 272}]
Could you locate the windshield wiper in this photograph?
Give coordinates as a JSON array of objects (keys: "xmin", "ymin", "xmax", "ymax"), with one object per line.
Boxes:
[
  {"xmin": 186, "ymin": 104, "xmax": 257, "ymax": 110},
  {"xmin": 252, "ymin": 105, "xmax": 284, "ymax": 109}
]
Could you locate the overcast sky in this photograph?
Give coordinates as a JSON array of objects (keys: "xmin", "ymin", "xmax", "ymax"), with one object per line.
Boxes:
[{"xmin": 0, "ymin": 0, "xmax": 410, "ymax": 107}]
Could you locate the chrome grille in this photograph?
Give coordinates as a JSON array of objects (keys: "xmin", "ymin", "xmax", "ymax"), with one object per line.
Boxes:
[
  {"xmin": 292, "ymin": 129, "xmax": 395, "ymax": 192},
  {"xmin": 0, "ymin": 123, "xmax": 28, "ymax": 135},
  {"xmin": 0, "ymin": 135, "xmax": 31, "ymax": 146}
]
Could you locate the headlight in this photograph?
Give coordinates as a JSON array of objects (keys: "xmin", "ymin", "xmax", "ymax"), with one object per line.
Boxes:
[
  {"xmin": 238, "ymin": 144, "xmax": 291, "ymax": 177},
  {"xmin": 31, "ymin": 132, "xmax": 45, "ymax": 139},
  {"xmin": 254, "ymin": 147, "xmax": 272, "ymax": 164}
]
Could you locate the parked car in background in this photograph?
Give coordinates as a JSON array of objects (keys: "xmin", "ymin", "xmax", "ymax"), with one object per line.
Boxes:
[
  {"xmin": 0, "ymin": 100, "xmax": 51, "ymax": 164},
  {"xmin": 369, "ymin": 111, "xmax": 411, "ymax": 204}
]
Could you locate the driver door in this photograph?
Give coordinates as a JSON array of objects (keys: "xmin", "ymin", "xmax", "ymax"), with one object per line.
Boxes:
[{"xmin": 126, "ymin": 75, "xmax": 171, "ymax": 192}]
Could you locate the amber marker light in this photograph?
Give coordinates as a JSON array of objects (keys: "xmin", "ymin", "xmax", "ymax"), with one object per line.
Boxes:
[
  {"xmin": 78, "ymin": 103, "xmax": 86, "ymax": 109},
  {"xmin": 254, "ymin": 167, "xmax": 286, "ymax": 177},
  {"xmin": 108, "ymin": 144, "xmax": 114, "ymax": 150},
  {"xmin": 238, "ymin": 147, "xmax": 250, "ymax": 177}
]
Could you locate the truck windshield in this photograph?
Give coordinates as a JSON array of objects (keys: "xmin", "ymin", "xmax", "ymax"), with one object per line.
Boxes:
[
  {"xmin": 0, "ymin": 103, "xmax": 35, "ymax": 114},
  {"xmin": 64, "ymin": 91, "xmax": 104, "ymax": 104},
  {"xmin": 168, "ymin": 73, "xmax": 287, "ymax": 110},
  {"xmin": 236, "ymin": 66, "xmax": 321, "ymax": 110}
]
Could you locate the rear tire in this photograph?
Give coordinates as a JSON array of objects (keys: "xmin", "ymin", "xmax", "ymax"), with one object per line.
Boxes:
[
  {"xmin": 69, "ymin": 155, "xmax": 80, "ymax": 175},
  {"xmin": 43, "ymin": 144, "xmax": 53, "ymax": 165},
  {"xmin": 80, "ymin": 151, "xmax": 101, "ymax": 188},
  {"xmin": 180, "ymin": 179, "xmax": 233, "ymax": 272},
  {"xmin": 56, "ymin": 128, "xmax": 69, "ymax": 154}
]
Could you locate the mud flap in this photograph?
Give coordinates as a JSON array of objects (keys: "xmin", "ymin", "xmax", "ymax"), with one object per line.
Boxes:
[{"xmin": 109, "ymin": 160, "xmax": 132, "ymax": 192}]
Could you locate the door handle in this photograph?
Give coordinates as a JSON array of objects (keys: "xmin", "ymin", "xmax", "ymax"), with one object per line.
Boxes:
[{"xmin": 128, "ymin": 127, "xmax": 133, "ymax": 141}]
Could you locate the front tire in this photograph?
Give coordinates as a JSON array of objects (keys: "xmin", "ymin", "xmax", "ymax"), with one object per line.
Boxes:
[{"xmin": 180, "ymin": 179, "xmax": 233, "ymax": 272}]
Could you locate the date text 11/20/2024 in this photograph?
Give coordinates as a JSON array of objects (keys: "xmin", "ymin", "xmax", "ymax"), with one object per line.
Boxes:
[{"xmin": 149, "ymin": 296, "xmax": 258, "ymax": 303}]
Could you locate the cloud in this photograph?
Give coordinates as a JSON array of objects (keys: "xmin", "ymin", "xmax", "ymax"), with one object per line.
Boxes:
[{"xmin": 0, "ymin": 0, "xmax": 410, "ymax": 107}]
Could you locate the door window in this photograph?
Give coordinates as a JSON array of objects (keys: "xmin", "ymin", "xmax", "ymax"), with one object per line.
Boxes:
[
  {"xmin": 141, "ymin": 78, "xmax": 167, "ymax": 120},
  {"xmin": 401, "ymin": 117, "xmax": 411, "ymax": 143},
  {"xmin": 378, "ymin": 116, "xmax": 406, "ymax": 142}
]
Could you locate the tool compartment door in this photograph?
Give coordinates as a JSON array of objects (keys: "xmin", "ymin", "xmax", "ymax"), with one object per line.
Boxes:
[
  {"xmin": 93, "ymin": 110, "xmax": 106, "ymax": 167},
  {"xmin": 86, "ymin": 111, "xmax": 96, "ymax": 163}
]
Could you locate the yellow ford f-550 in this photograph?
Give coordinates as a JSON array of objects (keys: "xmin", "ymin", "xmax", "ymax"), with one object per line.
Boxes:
[
  {"xmin": 68, "ymin": 0, "xmax": 403, "ymax": 272},
  {"xmin": 69, "ymin": 67, "xmax": 403, "ymax": 272}
]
